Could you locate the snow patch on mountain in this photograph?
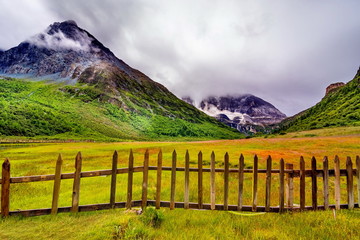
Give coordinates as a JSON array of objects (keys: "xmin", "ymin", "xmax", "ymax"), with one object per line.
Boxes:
[{"xmin": 200, "ymin": 102, "xmax": 253, "ymax": 124}]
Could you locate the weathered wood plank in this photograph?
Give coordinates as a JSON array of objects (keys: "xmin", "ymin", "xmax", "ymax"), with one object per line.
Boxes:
[
  {"xmin": 184, "ymin": 150, "xmax": 190, "ymax": 209},
  {"xmin": 10, "ymin": 201, "xmax": 143, "ymax": 217},
  {"xmin": 156, "ymin": 150, "xmax": 162, "ymax": 209},
  {"xmin": 334, "ymin": 155, "xmax": 341, "ymax": 210},
  {"xmin": 147, "ymin": 200, "xmax": 359, "ymax": 212},
  {"xmin": 1, "ymin": 159, "xmax": 10, "ymax": 217},
  {"xmin": 323, "ymin": 156, "xmax": 329, "ymax": 210},
  {"xmin": 286, "ymin": 163, "xmax": 294, "ymax": 209},
  {"xmin": 51, "ymin": 154, "xmax": 63, "ymax": 215},
  {"xmin": 357, "ymin": 156, "xmax": 360, "ymax": 207},
  {"xmin": 2, "ymin": 167, "xmax": 356, "ymax": 185},
  {"xmin": 198, "ymin": 151, "xmax": 203, "ymax": 209},
  {"xmin": 210, "ymin": 151, "xmax": 216, "ymax": 210},
  {"xmin": 71, "ymin": 152, "xmax": 82, "ymax": 213},
  {"xmin": 300, "ymin": 156, "xmax": 305, "ymax": 211},
  {"xmin": 1, "ymin": 167, "xmax": 142, "ymax": 184},
  {"xmin": 170, "ymin": 150, "xmax": 177, "ymax": 210},
  {"xmin": 311, "ymin": 156, "xmax": 318, "ymax": 210},
  {"xmin": 224, "ymin": 152, "xmax": 229, "ymax": 211},
  {"xmin": 10, "ymin": 201, "xmax": 360, "ymax": 217},
  {"xmin": 110, "ymin": 151, "xmax": 118, "ymax": 208},
  {"xmin": 265, "ymin": 155, "xmax": 272, "ymax": 212},
  {"xmin": 141, "ymin": 149, "xmax": 149, "ymax": 210},
  {"xmin": 346, "ymin": 157, "xmax": 354, "ymax": 209},
  {"xmin": 126, "ymin": 149, "xmax": 134, "ymax": 209},
  {"xmin": 238, "ymin": 154, "xmax": 244, "ymax": 211},
  {"xmin": 279, "ymin": 158, "xmax": 285, "ymax": 213},
  {"xmin": 252, "ymin": 155, "xmax": 258, "ymax": 212}
]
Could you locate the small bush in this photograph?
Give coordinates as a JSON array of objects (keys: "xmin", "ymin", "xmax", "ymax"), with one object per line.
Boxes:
[{"xmin": 139, "ymin": 207, "xmax": 164, "ymax": 228}]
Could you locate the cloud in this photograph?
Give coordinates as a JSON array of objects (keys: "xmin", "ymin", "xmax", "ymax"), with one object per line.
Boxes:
[
  {"xmin": 1, "ymin": 0, "xmax": 360, "ymax": 115},
  {"xmin": 27, "ymin": 27, "xmax": 93, "ymax": 52}
]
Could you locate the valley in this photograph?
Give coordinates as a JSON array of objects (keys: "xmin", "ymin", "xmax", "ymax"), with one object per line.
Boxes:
[{"xmin": 0, "ymin": 131, "xmax": 359, "ymax": 239}]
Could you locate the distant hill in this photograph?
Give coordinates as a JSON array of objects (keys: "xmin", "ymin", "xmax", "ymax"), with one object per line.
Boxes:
[
  {"xmin": 279, "ymin": 68, "xmax": 360, "ymax": 132},
  {"xmin": 183, "ymin": 95, "xmax": 286, "ymax": 134},
  {"xmin": 0, "ymin": 21, "xmax": 241, "ymax": 141}
]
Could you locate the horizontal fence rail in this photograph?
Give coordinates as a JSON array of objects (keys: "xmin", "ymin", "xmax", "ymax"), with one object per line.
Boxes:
[{"xmin": 0, "ymin": 151, "xmax": 359, "ymax": 217}]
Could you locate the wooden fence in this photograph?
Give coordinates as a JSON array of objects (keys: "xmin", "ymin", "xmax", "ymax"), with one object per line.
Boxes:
[{"xmin": 1, "ymin": 150, "xmax": 359, "ymax": 217}]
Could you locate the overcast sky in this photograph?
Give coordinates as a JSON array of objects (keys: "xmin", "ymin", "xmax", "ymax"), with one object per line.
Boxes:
[{"xmin": 1, "ymin": 0, "xmax": 360, "ymax": 116}]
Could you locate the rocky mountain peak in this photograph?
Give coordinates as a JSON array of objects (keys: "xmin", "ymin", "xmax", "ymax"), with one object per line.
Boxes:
[
  {"xmin": 325, "ymin": 82, "xmax": 345, "ymax": 96},
  {"xmin": 0, "ymin": 20, "xmax": 134, "ymax": 81},
  {"xmin": 183, "ymin": 94, "xmax": 286, "ymax": 134},
  {"xmin": 27, "ymin": 20, "xmax": 99, "ymax": 53}
]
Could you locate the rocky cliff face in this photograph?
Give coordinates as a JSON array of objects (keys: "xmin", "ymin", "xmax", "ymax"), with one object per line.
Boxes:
[
  {"xmin": 183, "ymin": 95, "xmax": 286, "ymax": 134},
  {"xmin": 325, "ymin": 82, "xmax": 345, "ymax": 96}
]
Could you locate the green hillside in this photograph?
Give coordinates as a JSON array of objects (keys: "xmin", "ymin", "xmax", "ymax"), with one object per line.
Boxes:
[
  {"xmin": 0, "ymin": 77, "xmax": 241, "ymax": 141},
  {"xmin": 279, "ymin": 71, "xmax": 360, "ymax": 132}
]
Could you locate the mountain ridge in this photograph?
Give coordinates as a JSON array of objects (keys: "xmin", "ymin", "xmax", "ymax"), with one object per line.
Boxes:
[
  {"xmin": 278, "ymin": 68, "xmax": 360, "ymax": 132},
  {"xmin": 183, "ymin": 94, "xmax": 286, "ymax": 134},
  {"xmin": 0, "ymin": 20, "xmax": 241, "ymax": 140}
]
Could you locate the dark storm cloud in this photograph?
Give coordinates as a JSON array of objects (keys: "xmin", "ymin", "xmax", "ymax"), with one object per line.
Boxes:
[{"xmin": 1, "ymin": 0, "xmax": 360, "ymax": 115}]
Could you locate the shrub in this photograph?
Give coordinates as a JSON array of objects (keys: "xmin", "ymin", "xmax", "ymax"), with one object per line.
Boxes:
[{"xmin": 139, "ymin": 207, "xmax": 164, "ymax": 228}]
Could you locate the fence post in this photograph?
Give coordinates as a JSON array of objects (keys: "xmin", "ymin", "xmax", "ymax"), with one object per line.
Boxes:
[
  {"xmin": 170, "ymin": 150, "xmax": 177, "ymax": 210},
  {"xmin": 346, "ymin": 157, "xmax": 354, "ymax": 209},
  {"xmin": 224, "ymin": 152, "xmax": 229, "ymax": 211},
  {"xmin": 126, "ymin": 149, "xmax": 134, "ymax": 209},
  {"xmin": 299, "ymin": 157, "xmax": 305, "ymax": 211},
  {"xmin": 210, "ymin": 151, "xmax": 216, "ymax": 210},
  {"xmin": 323, "ymin": 156, "xmax": 329, "ymax": 210},
  {"xmin": 141, "ymin": 149, "xmax": 149, "ymax": 210},
  {"xmin": 156, "ymin": 150, "xmax": 162, "ymax": 209},
  {"xmin": 311, "ymin": 157, "xmax": 318, "ymax": 210},
  {"xmin": 110, "ymin": 151, "xmax": 118, "ymax": 208},
  {"xmin": 184, "ymin": 150, "xmax": 190, "ymax": 209},
  {"xmin": 285, "ymin": 163, "xmax": 294, "ymax": 210},
  {"xmin": 356, "ymin": 156, "xmax": 360, "ymax": 207},
  {"xmin": 71, "ymin": 152, "xmax": 82, "ymax": 213},
  {"xmin": 1, "ymin": 159, "xmax": 10, "ymax": 217},
  {"xmin": 51, "ymin": 154, "xmax": 63, "ymax": 215},
  {"xmin": 265, "ymin": 155, "xmax": 272, "ymax": 212},
  {"xmin": 279, "ymin": 158, "xmax": 285, "ymax": 213},
  {"xmin": 238, "ymin": 154, "xmax": 244, "ymax": 211},
  {"xmin": 252, "ymin": 155, "xmax": 258, "ymax": 212},
  {"xmin": 334, "ymin": 156, "xmax": 341, "ymax": 210},
  {"xmin": 198, "ymin": 151, "xmax": 203, "ymax": 209}
]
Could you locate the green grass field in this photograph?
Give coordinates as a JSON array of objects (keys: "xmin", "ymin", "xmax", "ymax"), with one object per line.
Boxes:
[
  {"xmin": 1, "ymin": 208, "xmax": 359, "ymax": 240},
  {"xmin": 0, "ymin": 127, "xmax": 359, "ymax": 239}
]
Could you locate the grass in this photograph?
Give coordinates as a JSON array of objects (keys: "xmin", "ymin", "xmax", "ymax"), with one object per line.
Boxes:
[
  {"xmin": 0, "ymin": 77, "xmax": 241, "ymax": 141},
  {"xmin": 0, "ymin": 208, "xmax": 359, "ymax": 239},
  {"xmin": 0, "ymin": 131, "xmax": 359, "ymax": 239}
]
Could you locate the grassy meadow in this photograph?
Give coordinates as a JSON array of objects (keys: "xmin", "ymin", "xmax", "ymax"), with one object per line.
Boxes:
[{"xmin": 0, "ymin": 127, "xmax": 359, "ymax": 239}]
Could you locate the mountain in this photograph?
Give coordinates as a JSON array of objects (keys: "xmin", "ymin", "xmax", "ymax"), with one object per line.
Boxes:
[
  {"xmin": 279, "ymin": 68, "xmax": 360, "ymax": 132},
  {"xmin": 0, "ymin": 20, "xmax": 241, "ymax": 141},
  {"xmin": 183, "ymin": 95, "xmax": 286, "ymax": 134}
]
